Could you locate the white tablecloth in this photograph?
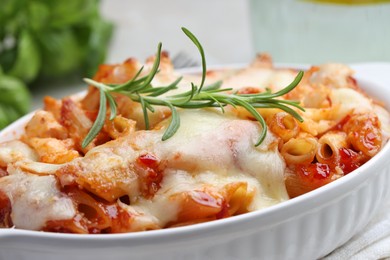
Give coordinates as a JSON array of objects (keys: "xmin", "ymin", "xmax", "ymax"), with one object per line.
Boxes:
[{"xmin": 325, "ymin": 199, "xmax": 390, "ymax": 260}]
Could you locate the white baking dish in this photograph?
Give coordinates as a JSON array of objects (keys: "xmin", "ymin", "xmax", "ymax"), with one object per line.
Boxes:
[{"xmin": 0, "ymin": 63, "xmax": 389, "ymax": 260}]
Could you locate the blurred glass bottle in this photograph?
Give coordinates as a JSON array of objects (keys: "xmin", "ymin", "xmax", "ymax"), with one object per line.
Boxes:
[{"xmin": 250, "ymin": 0, "xmax": 390, "ymax": 63}]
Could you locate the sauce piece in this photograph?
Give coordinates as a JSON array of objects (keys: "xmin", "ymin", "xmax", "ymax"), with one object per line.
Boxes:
[
  {"xmin": 0, "ymin": 190, "xmax": 12, "ymax": 228},
  {"xmin": 330, "ymin": 114, "xmax": 351, "ymax": 131},
  {"xmin": 138, "ymin": 153, "xmax": 160, "ymax": 168},
  {"xmin": 136, "ymin": 153, "xmax": 163, "ymax": 198},
  {"xmin": 338, "ymin": 148, "xmax": 364, "ymax": 174},
  {"xmin": 286, "ymin": 163, "xmax": 333, "ymax": 198},
  {"xmin": 299, "ymin": 163, "xmax": 331, "ymax": 181}
]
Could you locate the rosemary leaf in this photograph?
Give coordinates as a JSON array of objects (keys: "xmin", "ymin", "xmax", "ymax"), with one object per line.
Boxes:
[
  {"xmin": 138, "ymin": 43, "xmax": 162, "ymax": 89},
  {"xmin": 181, "ymin": 27, "xmax": 206, "ymax": 92},
  {"xmin": 111, "ymin": 66, "xmax": 145, "ymax": 91},
  {"xmin": 106, "ymin": 93, "xmax": 117, "ymax": 120},
  {"xmin": 161, "ymin": 103, "xmax": 180, "ymax": 141},
  {"xmin": 174, "ymin": 83, "xmax": 197, "ymax": 105},
  {"xmin": 138, "ymin": 94, "xmax": 150, "ymax": 130},
  {"xmin": 267, "ymin": 71, "xmax": 304, "ymax": 97},
  {"xmin": 204, "ymin": 92, "xmax": 226, "ymax": 113},
  {"xmin": 202, "ymin": 80, "xmax": 223, "ymax": 91},
  {"xmin": 233, "ymin": 98, "xmax": 267, "ymax": 146},
  {"xmin": 252, "ymin": 103, "xmax": 303, "ymax": 122},
  {"xmin": 147, "ymin": 76, "xmax": 182, "ymax": 96},
  {"xmin": 173, "ymin": 101, "xmax": 217, "ymax": 108},
  {"xmin": 82, "ymin": 87, "xmax": 107, "ymax": 148}
]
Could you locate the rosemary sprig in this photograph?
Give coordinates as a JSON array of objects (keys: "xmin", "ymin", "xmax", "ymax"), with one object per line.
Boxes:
[{"xmin": 81, "ymin": 27, "xmax": 305, "ymax": 148}]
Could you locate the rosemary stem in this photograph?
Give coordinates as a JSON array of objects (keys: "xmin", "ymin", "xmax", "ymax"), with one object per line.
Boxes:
[{"xmin": 81, "ymin": 28, "xmax": 305, "ymax": 148}]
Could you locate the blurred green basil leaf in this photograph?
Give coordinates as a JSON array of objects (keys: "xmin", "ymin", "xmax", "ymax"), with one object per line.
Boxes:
[
  {"xmin": 38, "ymin": 28, "xmax": 82, "ymax": 77},
  {"xmin": 0, "ymin": 46, "xmax": 17, "ymax": 72},
  {"xmin": 9, "ymin": 30, "xmax": 41, "ymax": 83},
  {"xmin": 0, "ymin": 0, "xmax": 113, "ymax": 129},
  {"xmin": 0, "ymin": 0, "xmax": 26, "ymax": 33},
  {"xmin": 27, "ymin": 1, "xmax": 50, "ymax": 32},
  {"xmin": 0, "ymin": 70, "xmax": 31, "ymax": 128},
  {"xmin": 83, "ymin": 18, "xmax": 114, "ymax": 76},
  {"xmin": 46, "ymin": 0, "xmax": 98, "ymax": 28}
]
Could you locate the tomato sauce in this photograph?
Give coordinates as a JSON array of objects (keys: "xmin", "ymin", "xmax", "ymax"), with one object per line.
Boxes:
[
  {"xmin": 338, "ymin": 148, "xmax": 364, "ymax": 175},
  {"xmin": 137, "ymin": 153, "xmax": 163, "ymax": 198},
  {"xmin": 0, "ymin": 190, "xmax": 12, "ymax": 227}
]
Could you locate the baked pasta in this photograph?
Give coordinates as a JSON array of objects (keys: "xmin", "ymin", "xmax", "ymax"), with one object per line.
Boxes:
[{"xmin": 0, "ymin": 53, "xmax": 389, "ymax": 233}]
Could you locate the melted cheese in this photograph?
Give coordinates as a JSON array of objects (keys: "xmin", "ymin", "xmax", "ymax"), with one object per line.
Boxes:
[
  {"xmin": 0, "ymin": 140, "xmax": 38, "ymax": 167},
  {"xmin": 153, "ymin": 109, "xmax": 287, "ymax": 200},
  {"xmin": 330, "ymin": 88, "xmax": 372, "ymax": 113},
  {"xmin": 125, "ymin": 110, "xmax": 288, "ymax": 225},
  {"xmin": 374, "ymin": 104, "xmax": 390, "ymax": 144},
  {"xmin": 67, "ymin": 142, "xmax": 140, "ymax": 201},
  {"xmin": 222, "ymin": 68, "xmax": 296, "ymax": 91},
  {"xmin": 42, "ymin": 109, "xmax": 288, "ymax": 228},
  {"xmin": 329, "ymin": 88, "xmax": 374, "ymax": 123},
  {"xmin": 310, "ymin": 63, "xmax": 354, "ymax": 88},
  {"xmin": 0, "ymin": 166, "xmax": 75, "ymax": 230}
]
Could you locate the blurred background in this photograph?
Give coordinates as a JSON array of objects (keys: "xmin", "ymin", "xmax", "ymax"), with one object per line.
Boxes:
[
  {"xmin": 101, "ymin": 0, "xmax": 253, "ymax": 66},
  {"xmin": 0, "ymin": 0, "xmax": 389, "ymax": 129}
]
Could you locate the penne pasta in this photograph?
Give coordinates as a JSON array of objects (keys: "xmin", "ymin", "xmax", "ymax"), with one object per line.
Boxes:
[
  {"xmin": 281, "ymin": 135, "xmax": 318, "ymax": 165},
  {"xmin": 25, "ymin": 110, "xmax": 68, "ymax": 140},
  {"xmin": 343, "ymin": 113, "xmax": 382, "ymax": 157},
  {"xmin": 268, "ymin": 112, "xmax": 299, "ymax": 142},
  {"xmin": 316, "ymin": 131, "xmax": 348, "ymax": 166},
  {"xmin": 27, "ymin": 138, "xmax": 80, "ymax": 164},
  {"xmin": 103, "ymin": 116, "xmax": 136, "ymax": 140}
]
